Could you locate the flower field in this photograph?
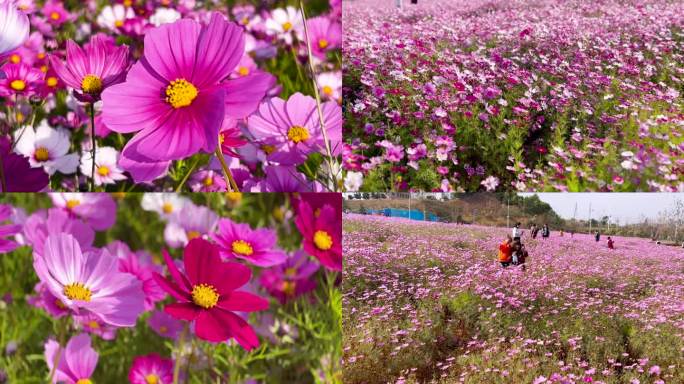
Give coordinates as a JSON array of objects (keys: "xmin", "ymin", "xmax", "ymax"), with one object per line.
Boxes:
[
  {"xmin": 343, "ymin": 214, "xmax": 684, "ymax": 383},
  {"xmin": 0, "ymin": 0, "xmax": 341, "ymax": 192},
  {"xmin": 343, "ymin": 0, "xmax": 684, "ymax": 192},
  {"xmin": 0, "ymin": 193, "xmax": 342, "ymax": 383}
]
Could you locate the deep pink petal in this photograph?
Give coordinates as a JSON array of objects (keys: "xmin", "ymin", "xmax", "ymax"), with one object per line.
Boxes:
[
  {"xmin": 183, "ymin": 238, "xmax": 221, "ymax": 286},
  {"xmin": 164, "ymin": 302, "xmax": 201, "ymax": 321},
  {"xmin": 118, "ymin": 152, "xmax": 170, "ymax": 183},
  {"xmin": 217, "ymin": 291, "xmax": 269, "ymax": 313},
  {"xmin": 221, "ymin": 310, "xmax": 260, "ymax": 350},
  {"xmin": 162, "ymin": 249, "xmax": 191, "ymax": 291},
  {"xmin": 193, "ymin": 13, "xmax": 245, "ymax": 87},
  {"xmin": 152, "ymin": 273, "xmax": 189, "ymax": 302},
  {"xmin": 223, "ymin": 71, "xmax": 274, "ymax": 119},
  {"xmin": 143, "ymin": 18, "xmax": 201, "ymax": 82}
]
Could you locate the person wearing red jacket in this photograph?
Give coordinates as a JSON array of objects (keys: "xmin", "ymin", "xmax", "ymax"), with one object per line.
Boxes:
[{"xmin": 498, "ymin": 235, "xmax": 513, "ymax": 267}]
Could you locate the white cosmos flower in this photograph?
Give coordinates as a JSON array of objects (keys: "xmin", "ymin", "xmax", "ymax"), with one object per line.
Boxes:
[
  {"xmin": 13, "ymin": 120, "xmax": 79, "ymax": 175},
  {"xmin": 344, "ymin": 171, "xmax": 363, "ymax": 192},
  {"xmin": 265, "ymin": 7, "xmax": 302, "ymax": 44},
  {"xmin": 96, "ymin": 5, "xmax": 134, "ymax": 31},
  {"xmin": 149, "ymin": 7, "xmax": 181, "ymax": 27},
  {"xmin": 0, "ymin": 1, "xmax": 29, "ymax": 55},
  {"xmin": 481, "ymin": 175, "xmax": 500, "ymax": 191},
  {"xmin": 80, "ymin": 146, "xmax": 127, "ymax": 186},
  {"xmin": 141, "ymin": 193, "xmax": 190, "ymax": 220},
  {"xmin": 316, "ymin": 71, "xmax": 342, "ymax": 103}
]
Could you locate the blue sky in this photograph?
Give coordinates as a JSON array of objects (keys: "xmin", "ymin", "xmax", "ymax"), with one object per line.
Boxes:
[{"xmin": 518, "ymin": 193, "xmax": 684, "ymax": 224}]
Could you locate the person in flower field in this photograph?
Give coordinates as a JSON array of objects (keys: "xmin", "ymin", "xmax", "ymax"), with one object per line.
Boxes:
[
  {"xmin": 498, "ymin": 235, "xmax": 513, "ymax": 268},
  {"xmin": 607, "ymin": 236, "xmax": 614, "ymax": 249}
]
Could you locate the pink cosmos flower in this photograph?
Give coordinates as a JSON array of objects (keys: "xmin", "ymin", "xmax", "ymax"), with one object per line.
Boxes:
[
  {"xmin": 212, "ymin": 218, "xmax": 287, "ymax": 267},
  {"xmin": 163, "ymin": 202, "xmax": 218, "ymax": 248},
  {"xmin": 148, "ymin": 310, "xmax": 183, "ymax": 340},
  {"xmin": 294, "ymin": 201, "xmax": 342, "ymax": 271},
  {"xmin": 107, "ymin": 241, "xmax": 166, "ymax": 310},
  {"xmin": 23, "ymin": 207, "xmax": 94, "ymax": 257},
  {"xmin": 28, "ymin": 281, "xmax": 69, "ymax": 318},
  {"xmin": 50, "ymin": 193, "xmax": 117, "ymax": 231},
  {"xmin": 189, "ymin": 169, "xmax": 227, "ymax": 192},
  {"xmin": 246, "ymin": 93, "xmax": 342, "ymax": 165},
  {"xmin": 44, "ymin": 334, "xmax": 98, "ymax": 384},
  {"xmin": 0, "ymin": 204, "xmax": 20, "ymax": 254},
  {"xmin": 102, "ymin": 13, "xmax": 272, "ymax": 164},
  {"xmin": 74, "ymin": 312, "xmax": 117, "ymax": 340},
  {"xmin": 42, "ymin": 0, "xmax": 71, "ymax": 26},
  {"xmin": 0, "ymin": 0, "xmax": 30, "ymax": 56},
  {"xmin": 259, "ymin": 251, "xmax": 319, "ymax": 304},
  {"xmin": 302, "ymin": 16, "xmax": 341, "ymax": 59},
  {"xmin": 128, "ymin": 353, "xmax": 174, "ymax": 384},
  {"xmin": 0, "ymin": 62, "xmax": 43, "ymax": 97},
  {"xmin": 153, "ymin": 238, "xmax": 269, "ymax": 348},
  {"xmin": 49, "ymin": 34, "xmax": 129, "ymax": 103},
  {"xmin": 33, "ymin": 233, "xmax": 145, "ymax": 326}
]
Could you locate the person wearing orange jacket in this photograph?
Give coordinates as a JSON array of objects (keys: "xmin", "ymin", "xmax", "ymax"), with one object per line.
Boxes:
[{"xmin": 498, "ymin": 235, "xmax": 513, "ymax": 267}]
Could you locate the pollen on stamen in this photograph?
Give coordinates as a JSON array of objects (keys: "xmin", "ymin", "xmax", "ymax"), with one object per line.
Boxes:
[
  {"xmin": 191, "ymin": 283, "xmax": 219, "ymax": 309},
  {"xmin": 165, "ymin": 79, "xmax": 198, "ymax": 109},
  {"xmin": 287, "ymin": 126, "xmax": 310, "ymax": 143},
  {"xmin": 313, "ymin": 230, "xmax": 333, "ymax": 251},
  {"xmin": 81, "ymin": 74, "xmax": 103, "ymax": 95},
  {"xmin": 63, "ymin": 282, "xmax": 92, "ymax": 302},
  {"xmin": 232, "ymin": 240, "xmax": 254, "ymax": 256}
]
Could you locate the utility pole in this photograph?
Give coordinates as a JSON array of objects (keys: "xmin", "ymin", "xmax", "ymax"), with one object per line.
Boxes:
[
  {"xmin": 507, "ymin": 196, "xmax": 510, "ymax": 228},
  {"xmin": 589, "ymin": 202, "xmax": 592, "ymax": 232}
]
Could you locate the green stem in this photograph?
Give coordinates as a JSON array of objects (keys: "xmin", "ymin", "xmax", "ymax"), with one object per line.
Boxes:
[
  {"xmin": 215, "ymin": 146, "xmax": 239, "ymax": 192},
  {"xmin": 175, "ymin": 157, "xmax": 201, "ymax": 192},
  {"xmin": 173, "ymin": 325, "xmax": 187, "ymax": 384},
  {"xmin": 89, "ymin": 103, "xmax": 96, "ymax": 192}
]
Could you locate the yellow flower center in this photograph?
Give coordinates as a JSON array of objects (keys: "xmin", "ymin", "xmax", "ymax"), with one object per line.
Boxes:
[
  {"xmin": 165, "ymin": 79, "xmax": 198, "ymax": 109},
  {"xmin": 97, "ymin": 166, "xmax": 110, "ymax": 176},
  {"xmin": 226, "ymin": 192, "xmax": 242, "ymax": 203},
  {"xmin": 47, "ymin": 77, "xmax": 59, "ymax": 87},
  {"xmin": 145, "ymin": 374, "xmax": 159, "ymax": 384},
  {"xmin": 112, "ymin": 192, "xmax": 126, "ymax": 200},
  {"xmin": 282, "ymin": 21, "xmax": 292, "ymax": 32},
  {"xmin": 15, "ymin": 111, "xmax": 24, "ymax": 122},
  {"xmin": 318, "ymin": 38, "xmax": 329, "ymax": 49},
  {"xmin": 261, "ymin": 144, "xmax": 276, "ymax": 155},
  {"xmin": 55, "ymin": 299, "xmax": 66, "ymax": 309},
  {"xmin": 81, "ymin": 74, "xmax": 103, "ymax": 95},
  {"xmin": 88, "ymin": 320, "xmax": 100, "ymax": 329},
  {"xmin": 158, "ymin": 326, "xmax": 168, "ymax": 334},
  {"xmin": 287, "ymin": 126, "xmax": 310, "ymax": 143},
  {"xmin": 37, "ymin": 53, "xmax": 46, "ymax": 59},
  {"xmin": 40, "ymin": 65, "xmax": 48, "ymax": 73},
  {"xmin": 162, "ymin": 202, "xmax": 174, "ymax": 214},
  {"xmin": 10, "ymin": 80, "xmax": 26, "ymax": 91},
  {"xmin": 187, "ymin": 230, "xmax": 201, "ymax": 240},
  {"xmin": 313, "ymin": 230, "xmax": 333, "ymax": 250},
  {"xmin": 238, "ymin": 66, "xmax": 249, "ymax": 76},
  {"xmin": 282, "ymin": 280, "xmax": 296, "ymax": 296},
  {"xmin": 123, "ymin": 0, "xmax": 133, "ymax": 6},
  {"xmin": 76, "ymin": 379, "xmax": 92, "ymax": 384},
  {"xmin": 66, "ymin": 199, "xmax": 81, "ymax": 209},
  {"xmin": 284, "ymin": 267, "xmax": 297, "ymax": 278},
  {"xmin": 63, "ymin": 282, "xmax": 92, "ymax": 302},
  {"xmin": 314, "ymin": 208, "xmax": 321, "ymax": 217},
  {"xmin": 203, "ymin": 176, "xmax": 214, "ymax": 186},
  {"xmin": 34, "ymin": 147, "xmax": 50, "ymax": 162},
  {"xmin": 115, "ymin": 20, "xmax": 124, "ymax": 28},
  {"xmin": 241, "ymin": 16, "xmax": 249, "ymax": 25},
  {"xmin": 231, "ymin": 240, "xmax": 254, "ymax": 256},
  {"xmin": 50, "ymin": 12, "xmax": 60, "ymax": 21},
  {"xmin": 191, "ymin": 283, "xmax": 219, "ymax": 309},
  {"xmin": 9, "ymin": 54, "xmax": 20, "ymax": 64},
  {"xmin": 272, "ymin": 206, "xmax": 283, "ymax": 221}
]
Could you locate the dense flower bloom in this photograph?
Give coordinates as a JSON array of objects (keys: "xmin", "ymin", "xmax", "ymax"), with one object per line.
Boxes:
[
  {"xmin": 23, "ymin": 207, "xmax": 94, "ymax": 257},
  {"xmin": 153, "ymin": 238, "xmax": 269, "ymax": 347},
  {"xmin": 148, "ymin": 310, "xmax": 183, "ymax": 340},
  {"xmin": 13, "ymin": 120, "xmax": 79, "ymax": 175},
  {"xmin": 302, "ymin": 16, "xmax": 341, "ymax": 59},
  {"xmin": 0, "ymin": 204, "xmax": 20, "ymax": 254},
  {"xmin": 128, "ymin": 353, "xmax": 174, "ymax": 384},
  {"xmin": 79, "ymin": 146, "xmax": 127, "ymax": 186},
  {"xmin": 212, "ymin": 218, "xmax": 287, "ymax": 267},
  {"xmin": 163, "ymin": 202, "xmax": 218, "ymax": 248},
  {"xmin": 294, "ymin": 201, "xmax": 342, "ymax": 271},
  {"xmin": 0, "ymin": 0, "xmax": 30, "ymax": 55},
  {"xmin": 265, "ymin": 7, "xmax": 303, "ymax": 44},
  {"xmin": 44, "ymin": 334, "xmax": 98, "ymax": 384},
  {"xmin": 246, "ymin": 92, "xmax": 342, "ymax": 165},
  {"xmin": 0, "ymin": 62, "xmax": 43, "ymax": 97},
  {"xmin": 49, "ymin": 34, "xmax": 129, "ymax": 102},
  {"xmin": 96, "ymin": 4, "xmax": 134, "ymax": 31},
  {"xmin": 102, "ymin": 13, "xmax": 271, "ymax": 164},
  {"xmin": 259, "ymin": 251, "xmax": 318, "ymax": 304},
  {"xmin": 141, "ymin": 193, "xmax": 190, "ymax": 220},
  {"xmin": 33, "ymin": 233, "xmax": 145, "ymax": 326},
  {"xmin": 0, "ymin": 137, "xmax": 49, "ymax": 192},
  {"xmin": 50, "ymin": 193, "xmax": 117, "ymax": 231}
]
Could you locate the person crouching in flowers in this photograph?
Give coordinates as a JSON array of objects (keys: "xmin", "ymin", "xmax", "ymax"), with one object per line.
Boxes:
[{"xmin": 498, "ymin": 235, "xmax": 513, "ymax": 268}]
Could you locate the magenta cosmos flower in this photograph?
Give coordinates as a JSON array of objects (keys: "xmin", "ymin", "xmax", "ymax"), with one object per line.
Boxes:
[
  {"xmin": 212, "ymin": 218, "xmax": 287, "ymax": 267},
  {"xmin": 246, "ymin": 92, "xmax": 342, "ymax": 165},
  {"xmin": 148, "ymin": 310, "xmax": 183, "ymax": 340},
  {"xmin": 106, "ymin": 241, "xmax": 166, "ymax": 310},
  {"xmin": 44, "ymin": 334, "xmax": 98, "ymax": 384},
  {"xmin": 153, "ymin": 238, "xmax": 269, "ymax": 348},
  {"xmin": 50, "ymin": 193, "xmax": 117, "ymax": 231},
  {"xmin": 294, "ymin": 201, "xmax": 342, "ymax": 271},
  {"xmin": 0, "ymin": 62, "xmax": 43, "ymax": 97},
  {"xmin": 49, "ymin": 34, "xmax": 129, "ymax": 103},
  {"xmin": 259, "ymin": 251, "xmax": 318, "ymax": 304},
  {"xmin": 304, "ymin": 16, "xmax": 341, "ymax": 59},
  {"xmin": 102, "ymin": 12, "xmax": 273, "ymax": 165},
  {"xmin": 34, "ymin": 233, "xmax": 145, "ymax": 326},
  {"xmin": 129, "ymin": 353, "xmax": 174, "ymax": 384},
  {"xmin": 0, "ymin": 204, "xmax": 20, "ymax": 254}
]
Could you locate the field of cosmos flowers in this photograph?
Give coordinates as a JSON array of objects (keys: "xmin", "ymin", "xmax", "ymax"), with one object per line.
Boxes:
[
  {"xmin": 0, "ymin": 192, "xmax": 342, "ymax": 383},
  {"xmin": 343, "ymin": 214, "xmax": 684, "ymax": 383},
  {"xmin": 343, "ymin": 0, "xmax": 684, "ymax": 192},
  {"xmin": 0, "ymin": 0, "xmax": 341, "ymax": 192}
]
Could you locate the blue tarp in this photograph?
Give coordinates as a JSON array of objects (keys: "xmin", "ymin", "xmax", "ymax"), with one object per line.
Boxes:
[{"xmin": 368, "ymin": 208, "xmax": 439, "ymax": 222}]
